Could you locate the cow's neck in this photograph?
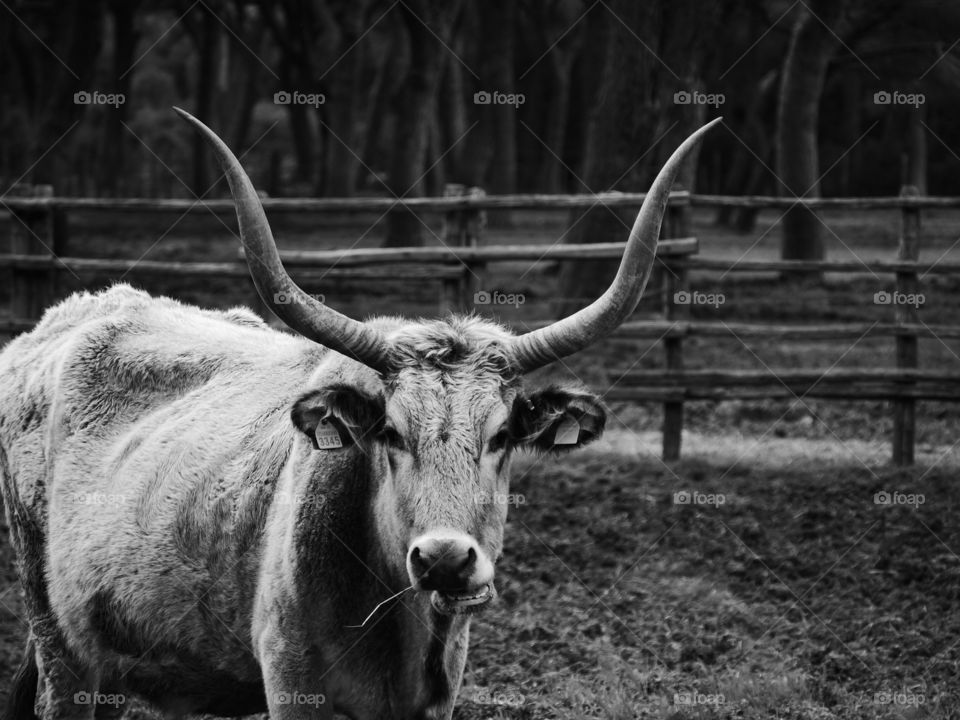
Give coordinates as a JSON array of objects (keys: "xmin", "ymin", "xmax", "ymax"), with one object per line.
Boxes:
[{"xmin": 293, "ymin": 451, "xmax": 468, "ymax": 717}]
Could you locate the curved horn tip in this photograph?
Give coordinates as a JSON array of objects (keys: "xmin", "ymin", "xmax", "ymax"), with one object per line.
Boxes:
[
  {"xmin": 172, "ymin": 106, "xmax": 193, "ymax": 122},
  {"xmin": 172, "ymin": 107, "xmax": 213, "ymax": 135},
  {"xmin": 686, "ymin": 116, "xmax": 724, "ymax": 145}
]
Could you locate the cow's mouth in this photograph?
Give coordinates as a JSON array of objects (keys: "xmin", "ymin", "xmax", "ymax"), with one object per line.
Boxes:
[{"xmin": 431, "ymin": 583, "xmax": 496, "ymax": 615}]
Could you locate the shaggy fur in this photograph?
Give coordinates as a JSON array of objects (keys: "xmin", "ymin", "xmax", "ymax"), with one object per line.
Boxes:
[{"xmin": 0, "ymin": 285, "xmax": 605, "ymax": 720}]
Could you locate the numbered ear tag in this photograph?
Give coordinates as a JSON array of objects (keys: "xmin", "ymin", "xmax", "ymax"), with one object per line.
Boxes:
[
  {"xmin": 315, "ymin": 419, "xmax": 343, "ymax": 449},
  {"xmin": 554, "ymin": 417, "xmax": 580, "ymax": 445}
]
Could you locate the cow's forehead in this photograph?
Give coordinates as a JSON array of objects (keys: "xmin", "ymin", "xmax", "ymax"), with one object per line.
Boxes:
[{"xmin": 378, "ymin": 316, "xmax": 520, "ymax": 426}]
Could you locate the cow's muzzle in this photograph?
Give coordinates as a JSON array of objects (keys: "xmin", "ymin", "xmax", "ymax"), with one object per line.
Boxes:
[{"xmin": 407, "ymin": 531, "xmax": 496, "ymax": 615}]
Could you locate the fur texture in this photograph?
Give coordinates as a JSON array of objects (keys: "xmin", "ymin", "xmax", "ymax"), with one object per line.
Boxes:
[{"xmin": 0, "ymin": 285, "xmax": 605, "ymax": 720}]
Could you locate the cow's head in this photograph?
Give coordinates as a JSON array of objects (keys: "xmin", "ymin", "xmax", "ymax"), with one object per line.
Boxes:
[
  {"xmin": 178, "ymin": 107, "xmax": 718, "ymax": 615},
  {"xmin": 288, "ymin": 318, "xmax": 606, "ymax": 614}
]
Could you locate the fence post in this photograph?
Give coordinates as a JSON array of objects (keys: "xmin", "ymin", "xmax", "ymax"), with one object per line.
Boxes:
[
  {"xmin": 893, "ymin": 185, "xmax": 920, "ymax": 466},
  {"xmin": 9, "ymin": 184, "xmax": 59, "ymax": 325},
  {"xmin": 441, "ymin": 184, "xmax": 486, "ymax": 313},
  {"xmin": 662, "ymin": 187, "xmax": 690, "ymax": 461},
  {"xmin": 460, "ymin": 186, "xmax": 485, "ymax": 310},
  {"xmin": 441, "ymin": 184, "xmax": 465, "ymax": 314}
]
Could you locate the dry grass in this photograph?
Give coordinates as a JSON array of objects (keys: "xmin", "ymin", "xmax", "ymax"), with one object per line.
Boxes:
[{"xmin": 455, "ymin": 442, "xmax": 960, "ymax": 719}]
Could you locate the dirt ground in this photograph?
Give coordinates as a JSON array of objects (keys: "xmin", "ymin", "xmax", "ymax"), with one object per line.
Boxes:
[{"xmin": 1, "ymin": 206, "xmax": 958, "ymax": 717}]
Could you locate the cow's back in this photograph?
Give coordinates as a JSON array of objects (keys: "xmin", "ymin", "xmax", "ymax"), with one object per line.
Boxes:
[{"xmin": 0, "ymin": 285, "xmax": 323, "ymax": 708}]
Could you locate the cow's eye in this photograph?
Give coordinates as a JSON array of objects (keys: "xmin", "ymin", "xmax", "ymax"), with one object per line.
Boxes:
[
  {"xmin": 381, "ymin": 426, "xmax": 406, "ymax": 451},
  {"xmin": 488, "ymin": 429, "xmax": 510, "ymax": 453}
]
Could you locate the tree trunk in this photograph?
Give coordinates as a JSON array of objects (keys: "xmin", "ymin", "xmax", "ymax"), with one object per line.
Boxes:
[
  {"xmin": 553, "ymin": 1, "xmax": 659, "ymax": 316},
  {"xmin": 438, "ymin": 36, "xmax": 467, "ymax": 183},
  {"xmin": 322, "ymin": 2, "xmax": 389, "ymax": 196},
  {"xmin": 776, "ymin": 1, "xmax": 845, "ymax": 271},
  {"xmin": 482, "ymin": 0, "xmax": 517, "ymax": 196},
  {"xmin": 555, "ymin": 0, "xmax": 721, "ymax": 316},
  {"xmin": 384, "ymin": 0, "xmax": 462, "ymax": 247},
  {"xmin": 192, "ymin": 4, "xmax": 219, "ymax": 194},
  {"xmin": 534, "ymin": 49, "xmax": 577, "ymax": 193},
  {"xmin": 229, "ymin": 3, "xmax": 266, "ymax": 152},
  {"xmin": 101, "ymin": 0, "xmax": 138, "ymax": 195},
  {"xmin": 13, "ymin": 0, "xmax": 104, "ymax": 187},
  {"xmin": 906, "ymin": 97, "xmax": 927, "ymax": 194}
]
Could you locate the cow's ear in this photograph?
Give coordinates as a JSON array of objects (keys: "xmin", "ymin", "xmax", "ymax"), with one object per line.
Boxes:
[
  {"xmin": 512, "ymin": 386, "xmax": 606, "ymax": 453},
  {"xmin": 291, "ymin": 385, "xmax": 385, "ymax": 451}
]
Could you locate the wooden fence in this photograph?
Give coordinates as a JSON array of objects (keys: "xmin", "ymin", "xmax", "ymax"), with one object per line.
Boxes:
[{"xmin": 2, "ymin": 185, "xmax": 959, "ymax": 466}]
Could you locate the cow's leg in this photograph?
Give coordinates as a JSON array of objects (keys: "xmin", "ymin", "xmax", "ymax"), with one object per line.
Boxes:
[
  {"xmin": 30, "ymin": 614, "xmax": 98, "ymax": 720},
  {"xmin": 3, "ymin": 637, "xmax": 39, "ymax": 720},
  {"xmin": 258, "ymin": 621, "xmax": 333, "ymax": 720},
  {"xmin": 3, "ymin": 510, "xmax": 95, "ymax": 719},
  {"xmin": 89, "ymin": 678, "xmax": 125, "ymax": 720}
]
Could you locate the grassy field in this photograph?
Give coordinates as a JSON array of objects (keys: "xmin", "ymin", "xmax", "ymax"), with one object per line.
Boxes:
[
  {"xmin": 458, "ymin": 439, "xmax": 959, "ymax": 719},
  {"xmin": 1, "ymin": 205, "xmax": 959, "ymax": 717}
]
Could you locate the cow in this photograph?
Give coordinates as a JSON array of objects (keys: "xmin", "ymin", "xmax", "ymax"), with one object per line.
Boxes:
[{"xmin": 0, "ymin": 109, "xmax": 717, "ymax": 720}]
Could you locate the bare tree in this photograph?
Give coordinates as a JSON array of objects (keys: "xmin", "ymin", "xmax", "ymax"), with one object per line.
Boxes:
[
  {"xmin": 383, "ymin": 0, "xmax": 463, "ymax": 247},
  {"xmin": 775, "ymin": 0, "xmax": 847, "ymax": 271},
  {"xmin": 555, "ymin": 0, "xmax": 725, "ymax": 316}
]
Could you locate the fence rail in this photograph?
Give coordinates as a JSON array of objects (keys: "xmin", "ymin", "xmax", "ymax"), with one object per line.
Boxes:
[
  {"xmin": 7, "ymin": 191, "xmax": 960, "ymax": 212},
  {"xmin": 2, "ymin": 184, "xmax": 959, "ymax": 466}
]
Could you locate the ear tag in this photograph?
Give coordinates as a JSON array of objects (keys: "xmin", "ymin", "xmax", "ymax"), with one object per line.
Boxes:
[
  {"xmin": 554, "ymin": 417, "xmax": 580, "ymax": 445},
  {"xmin": 315, "ymin": 419, "xmax": 343, "ymax": 449}
]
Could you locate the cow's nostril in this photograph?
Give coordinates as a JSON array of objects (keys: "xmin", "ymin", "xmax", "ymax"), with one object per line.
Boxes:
[{"xmin": 409, "ymin": 535, "xmax": 485, "ymax": 592}]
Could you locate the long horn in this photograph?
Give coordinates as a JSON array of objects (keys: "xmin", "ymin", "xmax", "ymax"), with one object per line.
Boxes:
[
  {"xmin": 174, "ymin": 107, "xmax": 393, "ymax": 373},
  {"xmin": 510, "ymin": 118, "xmax": 722, "ymax": 373}
]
